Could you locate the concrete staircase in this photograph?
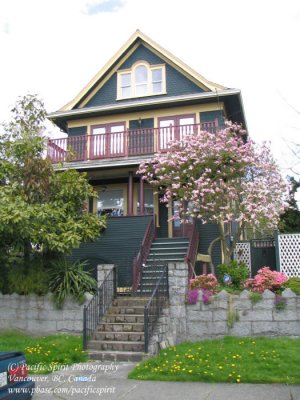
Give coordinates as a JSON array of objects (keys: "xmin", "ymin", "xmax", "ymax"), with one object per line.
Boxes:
[
  {"xmin": 87, "ymin": 238, "xmax": 188, "ymax": 361},
  {"xmin": 139, "ymin": 237, "xmax": 189, "ymax": 293},
  {"xmin": 87, "ymin": 296, "xmax": 149, "ymax": 362}
]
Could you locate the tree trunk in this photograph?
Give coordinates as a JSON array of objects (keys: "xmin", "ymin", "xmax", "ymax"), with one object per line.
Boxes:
[
  {"xmin": 218, "ymin": 222, "xmax": 231, "ymax": 264},
  {"xmin": 207, "ymin": 235, "xmax": 221, "ymax": 275}
]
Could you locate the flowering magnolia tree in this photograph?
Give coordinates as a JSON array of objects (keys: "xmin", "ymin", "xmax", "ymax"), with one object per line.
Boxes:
[{"xmin": 138, "ymin": 122, "xmax": 290, "ymax": 273}]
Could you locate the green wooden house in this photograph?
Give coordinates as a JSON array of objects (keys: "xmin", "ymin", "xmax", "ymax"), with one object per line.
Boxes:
[{"xmin": 47, "ymin": 30, "xmax": 247, "ymax": 290}]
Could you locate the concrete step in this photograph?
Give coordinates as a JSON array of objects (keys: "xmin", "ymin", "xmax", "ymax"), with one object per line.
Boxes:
[
  {"xmin": 97, "ymin": 322, "xmax": 144, "ymax": 332},
  {"xmin": 94, "ymin": 331, "xmax": 144, "ymax": 342},
  {"xmin": 88, "ymin": 350, "xmax": 145, "ymax": 362},
  {"xmin": 101, "ymin": 314, "xmax": 144, "ymax": 324},
  {"xmin": 112, "ymin": 297, "xmax": 149, "ymax": 307},
  {"xmin": 87, "ymin": 340, "xmax": 144, "ymax": 352},
  {"xmin": 107, "ymin": 306, "xmax": 145, "ymax": 315}
]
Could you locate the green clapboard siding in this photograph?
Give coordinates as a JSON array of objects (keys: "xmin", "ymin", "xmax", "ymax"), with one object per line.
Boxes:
[
  {"xmin": 84, "ymin": 44, "xmax": 204, "ymax": 108},
  {"xmin": 68, "ymin": 126, "xmax": 87, "ymax": 136},
  {"xmin": 70, "ymin": 215, "xmax": 152, "ymax": 287},
  {"xmin": 195, "ymin": 221, "xmax": 222, "ymax": 274},
  {"xmin": 129, "ymin": 118, "xmax": 154, "ymax": 154},
  {"xmin": 200, "ymin": 110, "xmax": 225, "ymax": 129}
]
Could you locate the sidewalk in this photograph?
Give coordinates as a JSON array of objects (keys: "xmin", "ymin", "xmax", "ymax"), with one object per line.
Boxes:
[{"xmin": 31, "ymin": 362, "xmax": 300, "ymax": 400}]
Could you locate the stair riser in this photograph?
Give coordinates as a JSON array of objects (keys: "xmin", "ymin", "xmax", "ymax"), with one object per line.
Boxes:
[
  {"xmin": 102, "ymin": 315, "xmax": 144, "ymax": 323},
  {"xmin": 112, "ymin": 298, "xmax": 149, "ymax": 307},
  {"xmin": 147, "ymin": 256, "xmax": 185, "ymax": 261},
  {"xmin": 88, "ymin": 352, "xmax": 144, "ymax": 362},
  {"xmin": 87, "ymin": 342, "xmax": 144, "ymax": 352},
  {"xmin": 152, "ymin": 239, "xmax": 189, "ymax": 244},
  {"xmin": 107, "ymin": 306, "xmax": 145, "ymax": 315},
  {"xmin": 94, "ymin": 331, "xmax": 144, "ymax": 342},
  {"xmin": 98, "ymin": 323, "xmax": 144, "ymax": 332},
  {"xmin": 149, "ymin": 250, "xmax": 187, "ymax": 255}
]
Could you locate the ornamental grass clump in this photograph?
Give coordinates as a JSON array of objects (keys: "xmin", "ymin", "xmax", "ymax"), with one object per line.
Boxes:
[
  {"xmin": 244, "ymin": 267, "xmax": 288, "ymax": 293},
  {"xmin": 274, "ymin": 294, "xmax": 287, "ymax": 310}
]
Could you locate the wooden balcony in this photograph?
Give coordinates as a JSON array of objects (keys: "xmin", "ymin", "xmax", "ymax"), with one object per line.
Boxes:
[{"xmin": 47, "ymin": 121, "xmax": 218, "ymax": 163}]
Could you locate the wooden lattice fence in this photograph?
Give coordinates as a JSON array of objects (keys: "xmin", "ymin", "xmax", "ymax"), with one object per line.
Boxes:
[{"xmin": 277, "ymin": 233, "xmax": 300, "ymax": 278}]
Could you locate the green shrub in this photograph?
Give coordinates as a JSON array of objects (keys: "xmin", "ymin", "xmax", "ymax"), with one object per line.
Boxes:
[
  {"xmin": 217, "ymin": 260, "xmax": 249, "ymax": 289},
  {"xmin": 49, "ymin": 259, "xmax": 97, "ymax": 308},
  {"xmin": 249, "ymin": 292, "xmax": 263, "ymax": 304},
  {"xmin": 0, "ymin": 265, "xmax": 9, "ymax": 294},
  {"xmin": 283, "ymin": 277, "xmax": 300, "ymax": 295},
  {"xmin": 6, "ymin": 261, "xmax": 49, "ymax": 295}
]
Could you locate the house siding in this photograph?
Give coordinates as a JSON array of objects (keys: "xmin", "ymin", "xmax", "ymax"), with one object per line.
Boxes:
[
  {"xmin": 200, "ymin": 110, "xmax": 225, "ymax": 128},
  {"xmin": 68, "ymin": 126, "xmax": 87, "ymax": 136},
  {"xmin": 70, "ymin": 215, "xmax": 152, "ymax": 287},
  {"xmin": 196, "ymin": 221, "xmax": 222, "ymax": 273},
  {"xmin": 84, "ymin": 44, "xmax": 204, "ymax": 109}
]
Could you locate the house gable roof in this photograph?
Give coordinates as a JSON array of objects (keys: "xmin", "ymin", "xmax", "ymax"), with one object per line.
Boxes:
[{"xmin": 60, "ymin": 30, "xmax": 226, "ymax": 112}]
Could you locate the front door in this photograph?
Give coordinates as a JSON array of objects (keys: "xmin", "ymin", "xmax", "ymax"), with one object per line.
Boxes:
[
  {"xmin": 173, "ymin": 201, "xmax": 182, "ymax": 237},
  {"xmin": 91, "ymin": 122, "xmax": 125, "ymax": 159},
  {"xmin": 173, "ymin": 201, "xmax": 194, "ymax": 238},
  {"xmin": 158, "ymin": 114, "xmax": 196, "ymax": 151}
]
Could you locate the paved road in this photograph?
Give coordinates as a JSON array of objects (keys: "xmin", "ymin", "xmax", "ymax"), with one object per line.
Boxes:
[{"xmin": 30, "ymin": 362, "xmax": 300, "ymax": 400}]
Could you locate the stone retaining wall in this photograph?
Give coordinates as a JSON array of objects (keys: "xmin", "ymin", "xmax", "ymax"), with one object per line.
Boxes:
[
  {"xmin": 186, "ymin": 288, "xmax": 300, "ymax": 340},
  {"xmin": 149, "ymin": 262, "xmax": 300, "ymax": 353},
  {"xmin": 0, "ymin": 293, "xmax": 92, "ymax": 334}
]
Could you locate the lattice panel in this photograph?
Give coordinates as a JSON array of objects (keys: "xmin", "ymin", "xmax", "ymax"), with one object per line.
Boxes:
[
  {"xmin": 278, "ymin": 233, "xmax": 300, "ymax": 277},
  {"xmin": 234, "ymin": 242, "xmax": 251, "ymax": 273}
]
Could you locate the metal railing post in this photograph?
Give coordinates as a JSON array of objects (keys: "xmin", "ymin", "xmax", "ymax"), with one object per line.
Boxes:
[
  {"xmin": 144, "ymin": 306, "xmax": 149, "ymax": 353},
  {"xmin": 82, "ymin": 266, "xmax": 116, "ymax": 350},
  {"xmin": 83, "ymin": 306, "xmax": 87, "ymax": 350}
]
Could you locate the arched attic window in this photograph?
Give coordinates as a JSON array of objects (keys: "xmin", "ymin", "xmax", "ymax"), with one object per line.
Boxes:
[{"xmin": 117, "ymin": 61, "xmax": 166, "ymax": 99}]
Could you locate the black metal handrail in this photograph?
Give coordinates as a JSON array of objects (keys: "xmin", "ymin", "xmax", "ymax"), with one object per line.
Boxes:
[
  {"xmin": 83, "ymin": 266, "xmax": 117, "ymax": 350},
  {"xmin": 144, "ymin": 264, "xmax": 169, "ymax": 353}
]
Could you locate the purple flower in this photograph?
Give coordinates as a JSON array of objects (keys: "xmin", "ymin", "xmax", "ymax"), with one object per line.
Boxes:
[
  {"xmin": 187, "ymin": 289, "xmax": 199, "ymax": 304},
  {"xmin": 201, "ymin": 289, "xmax": 213, "ymax": 305}
]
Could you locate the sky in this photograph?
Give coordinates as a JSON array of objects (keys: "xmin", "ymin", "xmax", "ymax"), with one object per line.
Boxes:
[{"xmin": 1, "ymin": 0, "xmax": 300, "ymax": 177}]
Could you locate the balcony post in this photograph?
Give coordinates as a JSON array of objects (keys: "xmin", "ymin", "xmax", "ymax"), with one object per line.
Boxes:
[
  {"xmin": 139, "ymin": 176, "xmax": 144, "ymax": 215},
  {"xmin": 128, "ymin": 171, "xmax": 134, "ymax": 216},
  {"xmin": 125, "ymin": 129, "xmax": 129, "ymax": 157}
]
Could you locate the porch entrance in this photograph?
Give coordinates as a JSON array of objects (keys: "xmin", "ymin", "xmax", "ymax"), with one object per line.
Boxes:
[
  {"xmin": 173, "ymin": 201, "xmax": 194, "ymax": 237},
  {"xmin": 157, "ymin": 200, "xmax": 193, "ymax": 238}
]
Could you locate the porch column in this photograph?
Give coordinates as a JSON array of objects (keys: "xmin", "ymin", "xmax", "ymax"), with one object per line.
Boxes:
[
  {"xmin": 139, "ymin": 176, "xmax": 144, "ymax": 215},
  {"xmin": 128, "ymin": 171, "xmax": 134, "ymax": 216}
]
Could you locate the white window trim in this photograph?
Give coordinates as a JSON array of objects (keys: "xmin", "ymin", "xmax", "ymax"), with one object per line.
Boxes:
[{"xmin": 117, "ymin": 61, "xmax": 166, "ymax": 100}]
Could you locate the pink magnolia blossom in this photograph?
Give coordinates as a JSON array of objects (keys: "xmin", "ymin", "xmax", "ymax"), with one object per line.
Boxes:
[{"xmin": 138, "ymin": 121, "xmax": 291, "ymax": 264}]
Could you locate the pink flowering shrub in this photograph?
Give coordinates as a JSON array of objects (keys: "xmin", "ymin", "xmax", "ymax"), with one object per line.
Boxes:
[
  {"xmin": 190, "ymin": 274, "xmax": 218, "ymax": 293},
  {"xmin": 244, "ymin": 267, "xmax": 288, "ymax": 293}
]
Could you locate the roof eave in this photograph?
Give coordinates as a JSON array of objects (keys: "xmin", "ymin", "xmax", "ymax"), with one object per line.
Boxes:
[{"xmin": 48, "ymin": 89, "xmax": 241, "ymax": 121}]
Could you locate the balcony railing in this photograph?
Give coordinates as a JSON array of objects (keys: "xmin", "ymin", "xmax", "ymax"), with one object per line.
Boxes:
[{"xmin": 47, "ymin": 120, "xmax": 218, "ymax": 163}]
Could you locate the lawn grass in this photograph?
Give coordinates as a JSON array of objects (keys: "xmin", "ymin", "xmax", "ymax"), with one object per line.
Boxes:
[
  {"xmin": 128, "ymin": 336, "xmax": 300, "ymax": 384},
  {"xmin": 0, "ymin": 331, "xmax": 88, "ymax": 374}
]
